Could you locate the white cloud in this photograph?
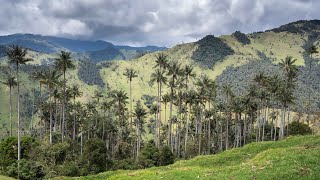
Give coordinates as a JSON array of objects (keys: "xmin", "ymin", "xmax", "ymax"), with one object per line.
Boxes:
[{"xmin": 0, "ymin": 0, "xmax": 319, "ymax": 46}]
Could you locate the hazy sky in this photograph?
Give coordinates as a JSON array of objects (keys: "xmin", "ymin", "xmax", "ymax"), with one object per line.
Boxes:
[{"xmin": 0, "ymin": 0, "xmax": 318, "ymax": 46}]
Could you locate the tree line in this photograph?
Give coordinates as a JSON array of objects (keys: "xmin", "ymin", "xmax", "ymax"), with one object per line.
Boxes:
[{"xmin": 0, "ymin": 45, "xmax": 316, "ymax": 179}]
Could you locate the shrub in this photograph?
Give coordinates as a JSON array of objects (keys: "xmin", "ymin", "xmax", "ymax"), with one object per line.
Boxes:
[
  {"xmin": 83, "ymin": 139, "xmax": 107, "ymax": 174},
  {"xmin": 159, "ymin": 146, "xmax": 174, "ymax": 166},
  {"xmin": 58, "ymin": 161, "xmax": 79, "ymax": 177},
  {"xmin": 138, "ymin": 140, "xmax": 159, "ymax": 168},
  {"xmin": 286, "ymin": 121, "xmax": 312, "ymax": 135},
  {"xmin": 0, "ymin": 136, "xmax": 37, "ymax": 168},
  {"xmin": 6, "ymin": 159, "xmax": 45, "ymax": 180}
]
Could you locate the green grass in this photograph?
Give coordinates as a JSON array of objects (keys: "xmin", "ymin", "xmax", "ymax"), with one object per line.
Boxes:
[{"xmin": 56, "ymin": 135, "xmax": 320, "ymax": 180}]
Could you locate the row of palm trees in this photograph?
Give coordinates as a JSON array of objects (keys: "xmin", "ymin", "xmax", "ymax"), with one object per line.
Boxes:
[{"xmin": 1, "ymin": 45, "xmax": 316, "ymax": 163}]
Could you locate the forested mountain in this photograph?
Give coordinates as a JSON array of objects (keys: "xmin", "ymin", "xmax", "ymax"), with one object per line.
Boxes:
[
  {"xmin": 0, "ymin": 19, "xmax": 319, "ymax": 179},
  {"xmin": 0, "ymin": 34, "xmax": 166, "ymax": 61}
]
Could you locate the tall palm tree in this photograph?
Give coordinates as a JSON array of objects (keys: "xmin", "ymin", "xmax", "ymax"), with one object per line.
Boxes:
[
  {"xmin": 167, "ymin": 61, "xmax": 183, "ymax": 148},
  {"xmin": 153, "ymin": 53, "xmax": 168, "ymax": 146},
  {"xmin": 133, "ymin": 100, "xmax": 147, "ymax": 157},
  {"xmin": 39, "ymin": 69, "xmax": 62, "ymax": 144},
  {"xmin": 100, "ymin": 99, "xmax": 112, "ymax": 140},
  {"xmin": 162, "ymin": 93, "xmax": 171, "ymax": 124},
  {"xmin": 306, "ymin": 45, "xmax": 318, "ymax": 124},
  {"xmin": 54, "ymin": 51, "xmax": 74, "ymax": 141},
  {"xmin": 110, "ymin": 90, "xmax": 128, "ymax": 140},
  {"xmin": 279, "ymin": 56, "xmax": 298, "ymax": 139},
  {"xmin": 7, "ymin": 45, "xmax": 33, "ymax": 161},
  {"xmin": 123, "ymin": 68, "xmax": 138, "ymax": 127},
  {"xmin": 222, "ymin": 84, "xmax": 234, "ymax": 150},
  {"xmin": 70, "ymin": 84, "xmax": 82, "ymax": 140},
  {"xmin": 0, "ymin": 74, "xmax": 17, "ymax": 137},
  {"xmin": 150, "ymin": 69, "xmax": 167, "ymax": 146}
]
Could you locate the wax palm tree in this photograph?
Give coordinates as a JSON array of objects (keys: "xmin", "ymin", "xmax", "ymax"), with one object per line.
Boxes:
[
  {"xmin": 93, "ymin": 89, "xmax": 103, "ymax": 103},
  {"xmin": 162, "ymin": 93, "xmax": 171, "ymax": 124},
  {"xmin": 133, "ymin": 100, "xmax": 147, "ymax": 157},
  {"xmin": 54, "ymin": 51, "xmax": 74, "ymax": 141},
  {"xmin": 110, "ymin": 90, "xmax": 128, "ymax": 140},
  {"xmin": 150, "ymin": 69, "xmax": 167, "ymax": 146},
  {"xmin": 40, "ymin": 69, "xmax": 62, "ymax": 144},
  {"xmin": 153, "ymin": 53, "xmax": 168, "ymax": 146},
  {"xmin": 123, "ymin": 68, "xmax": 138, "ymax": 127},
  {"xmin": 222, "ymin": 84, "xmax": 234, "ymax": 150},
  {"xmin": 7, "ymin": 45, "xmax": 33, "ymax": 161},
  {"xmin": 0, "ymin": 74, "xmax": 17, "ymax": 137},
  {"xmin": 167, "ymin": 61, "xmax": 183, "ymax": 147},
  {"xmin": 154, "ymin": 53, "xmax": 168, "ymax": 70},
  {"xmin": 70, "ymin": 84, "xmax": 83, "ymax": 140},
  {"xmin": 184, "ymin": 64, "xmax": 196, "ymax": 90},
  {"xmin": 100, "ymin": 99, "xmax": 112, "ymax": 140},
  {"xmin": 279, "ymin": 56, "xmax": 298, "ymax": 137}
]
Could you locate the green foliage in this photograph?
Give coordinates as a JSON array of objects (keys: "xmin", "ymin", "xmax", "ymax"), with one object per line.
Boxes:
[
  {"xmin": 192, "ymin": 35, "xmax": 234, "ymax": 68},
  {"xmin": 0, "ymin": 136, "xmax": 37, "ymax": 168},
  {"xmin": 159, "ymin": 146, "xmax": 174, "ymax": 166},
  {"xmin": 83, "ymin": 139, "xmax": 107, "ymax": 174},
  {"xmin": 232, "ymin": 31, "xmax": 251, "ymax": 45},
  {"xmin": 286, "ymin": 121, "xmax": 312, "ymax": 135},
  {"xmin": 78, "ymin": 60, "xmax": 105, "ymax": 87},
  {"xmin": 6, "ymin": 159, "xmax": 44, "ymax": 180},
  {"xmin": 46, "ymin": 142, "xmax": 70, "ymax": 165},
  {"xmin": 58, "ymin": 161, "xmax": 79, "ymax": 177},
  {"xmin": 138, "ymin": 140, "xmax": 160, "ymax": 168}
]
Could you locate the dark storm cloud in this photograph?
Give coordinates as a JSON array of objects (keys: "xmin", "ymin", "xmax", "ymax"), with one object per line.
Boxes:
[{"xmin": 0, "ymin": 0, "xmax": 319, "ymax": 46}]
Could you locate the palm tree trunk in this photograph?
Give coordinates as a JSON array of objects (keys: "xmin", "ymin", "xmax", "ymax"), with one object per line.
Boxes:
[
  {"xmin": 169, "ymin": 86, "xmax": 174, "ymax": 150},
  {"xmin": 73, "ymin": 97, "xmax": 76, "ymax": 140},
  {"xmin": 62, "ymin": 72, "xmax": 66, "ymax": 142},
  {"xmin": 16, "ymin": 64, "xmax": 21, "ymax": 161},
  {"xmin": 49, "ymin": 87, "xmax": 53, "ymax": 144},
  {"xmin": 130, "ymin": 80, "xmax": 133, "ymax": 128},
  {"xmin": 159, "ymin": 81, "xmax": 162, "ymax": 147},
  {"xmin": 9, "ymin": 86, "xmax": 13, "ymax": 137},
  {"xmin": 184, "ymin": 104, "xmax": 189, "ymax": 159}
]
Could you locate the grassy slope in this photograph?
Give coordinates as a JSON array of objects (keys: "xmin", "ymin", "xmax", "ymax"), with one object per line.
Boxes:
[
  {"xmin": 57, "ymin": 135, "xmax": 320, "ymax": 180},
  {"xmin": 0, "ymin": 27, "xmax": 318, "ymax": 135}
]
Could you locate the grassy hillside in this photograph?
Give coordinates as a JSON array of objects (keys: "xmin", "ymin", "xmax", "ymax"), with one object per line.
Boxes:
[
  {"xmin": 57, "ymin": 135, "xmax": 320, "ymax": 179},
  {"xmin": 1, "ymin": 20, "xmax": 320, "ymax": 136}
]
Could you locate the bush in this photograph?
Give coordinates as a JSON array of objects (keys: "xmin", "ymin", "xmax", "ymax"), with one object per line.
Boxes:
[
  {"xmin": 286, "ymin": 121, "xmax": 312, "ymax": 135},
  {"xmin": 58, "ymin": 161, "xmax": 79, "ymax": 177},
  {"xmin": 83, "ymin": 139, "xmax": 107, "ymax": 174},
  {"xmin": 0, "ymin": 136, "xmax": 37, "ymax": 168},
  {"xmin": 6, "ymin": 159, "xmax": 44, "ymax": 180},
  {"xmin": 138, "ymin": 140, "xmax": 159, "ymax": 168},
  {"xmin": 159, "ymin": 146, "xmax": 174, "ymax": 166}
]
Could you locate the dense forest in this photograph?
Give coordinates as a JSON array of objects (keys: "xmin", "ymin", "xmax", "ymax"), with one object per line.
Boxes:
[{"xmin": 0, "ymin": 42, "xmax": 317, "ymax": 179}]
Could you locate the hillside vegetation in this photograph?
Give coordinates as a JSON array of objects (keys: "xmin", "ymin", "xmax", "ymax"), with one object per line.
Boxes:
[
  {"xmin": 0, "ymin": 20, "xmax": 320, "ymax": 180},
  {"xmin": 58, "ymin": 135, "xmax": 320, "ymax": 180}
]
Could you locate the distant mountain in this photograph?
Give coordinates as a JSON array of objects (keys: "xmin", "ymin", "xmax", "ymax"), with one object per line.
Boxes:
[{"xmin": 0, "ymin": 34, "xmax": 166, "ymax": 61}]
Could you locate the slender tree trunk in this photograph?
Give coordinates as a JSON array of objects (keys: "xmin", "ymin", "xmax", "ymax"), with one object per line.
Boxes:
[
  {"xmin": 16, "ymin": 65, "xmax": 21, "ymax": 161},
  {"xmin": 62, "ymin": 72, "xmax": 66, "ymax": 142},
  {"xmin": 169, "ymin": 82, "xmax": 174, "ymax": 150},
  {"xmin": 80, "ymin": 132, "xmax": 83, "ymax": 156},
  {"xmin": 184, "ymin": 103, "xmax": 189, "ymax": 159},
  {"xmin": 274, "ymin": 109, "xmax": 278, "ymax": 141},
  {"xmin": 130, "ymin": 80, "xmax": 133, "ymax": 128},
  {"xmin": 49, "ymin": 87, "xmax": 53, "ymax": 144},
  {"xmin": 73, "ymin": 97, "xmax": 76, "ymax": 140},
  {"xmin": 9, "ymin": 86, "xmax": 13, "ymax": 137}
]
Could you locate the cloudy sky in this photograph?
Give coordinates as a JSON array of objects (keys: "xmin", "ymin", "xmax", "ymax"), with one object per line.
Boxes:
[{"xmin": 0, "ymin": 0, "xmax": 318, "ymax": 46}]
